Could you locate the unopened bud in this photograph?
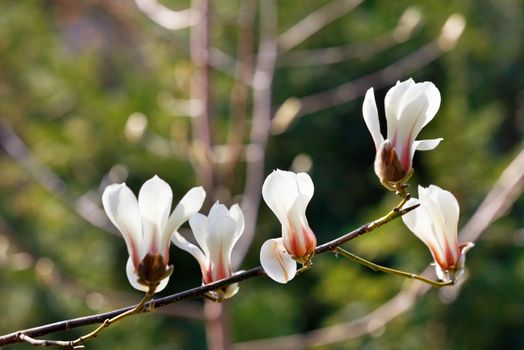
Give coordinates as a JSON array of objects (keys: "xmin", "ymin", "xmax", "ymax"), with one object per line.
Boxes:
[{"xmin": 374, "ymin": 140, "xmax": 409, "ymax": 184}]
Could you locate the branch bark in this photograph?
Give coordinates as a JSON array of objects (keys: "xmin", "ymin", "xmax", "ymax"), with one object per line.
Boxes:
[{"xmin": 0, "ymin": 204, "xmax": 418, "ymax": 347}]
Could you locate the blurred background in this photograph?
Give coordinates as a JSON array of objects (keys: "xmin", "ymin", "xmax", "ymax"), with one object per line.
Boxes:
[{"xmin": 0, "ymin": 0, "xmax": 523, "ymax": 349}]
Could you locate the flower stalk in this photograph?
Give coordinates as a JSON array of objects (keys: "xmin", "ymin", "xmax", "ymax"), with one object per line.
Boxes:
[{"xmin": 334, "ymin": 247, "xmax": 454, "ymax": 288}]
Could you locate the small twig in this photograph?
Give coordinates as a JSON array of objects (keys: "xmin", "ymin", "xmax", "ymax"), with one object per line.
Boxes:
[
  {"xmin": 294, "ymin": 40, "xmax": 443, "ymax": 118},
  {"xmin": 18, "ymin": 287, "xmax": 157, "ymax": 349},
  {"xmin": 335, "ymin": 247, "xmax": 453, "ymax": 288},
  {"xmin": 0, "ymin": 122, "xmax": 116, "ymax": 235},
  {"xmin": 278, "ymin": 0, "xmax": 363, "ymax": 52},
  {"xmin": 232, "ymin": 147, "xmax": 524, "ymax": 350},
  {"xmin": 0, "ymin": 200, "xmax": 416, "ymax": 347},
  {"xmin": 17, "ymin": 333, "xmax": 79, "ymax": 349},
  {"xmin": 134, "ymin": 0, "xmax": 199, "ymax": 31},
  {"xmin": 278, "ymin": 7, "xmax": 422, "ymax": 67}
]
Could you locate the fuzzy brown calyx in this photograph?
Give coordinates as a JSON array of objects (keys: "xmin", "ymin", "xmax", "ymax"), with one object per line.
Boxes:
[
  {"xmin": 137, "ymin": 253, "xmax": 173, "ymax": 287},
  {"xmin": 374, "ymin": 140, "xmax": 409, "ymax": 184}
]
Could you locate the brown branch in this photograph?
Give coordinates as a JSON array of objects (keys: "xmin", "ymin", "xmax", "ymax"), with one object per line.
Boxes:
[
  {"xmin": 0, "ymin": 203, "xmax": 418, "ymax": 347},
  {"xmin": 232, "ymin": 147, "xmax": 524, "ymax": 350}
]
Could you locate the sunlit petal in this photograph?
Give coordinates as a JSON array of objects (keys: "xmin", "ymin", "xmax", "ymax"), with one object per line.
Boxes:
[
  {"xmin": 362, "ymin": 88, "xmax": 384, "ymax": 150},
  {"xmin": 413, "ymin": 138, "xmax": 443, "ymax": 151},
  {"xmin": 260, "ymin": 238, "xmax": 297, "ymax": 284},
  {"xmin": 163, "ymin": 186, "xmax": 206, "ymax": 254},
  {"xmin": 102, "ymin": 183, "xmax": 142, "ymax": 266},
  {"xmin": 138, "ymin": 175, "xmax": 173, "ymax": 254},
  {"xmin": 262, "ymin": 170, "xmax": 299, "ymax": 223}
]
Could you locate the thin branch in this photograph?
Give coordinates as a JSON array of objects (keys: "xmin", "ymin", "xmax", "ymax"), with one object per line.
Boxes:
[
  {"xmin": 335, "ymin": 247, "xmax": 453, "ymax": 288},
  {"xmin": 134, "ymin": 0, "xmax": 200, "ymax": 30},
  {"xmin": 0, "ymin": 121, "xmax": 116, "ymax": 235},
  {"xmin": 278, "ymin": 14, "xmax": 465, "ymax": 122},
  {"xmin": 232, "ymin": 147, "xmax": 524, "ymax": 350},
  {"xmin": 459, "ymin": 147, "xmax": 524, "ymax": 243},
  {"xmin": 0, "ymin": 201, "xmax": 418, "ymax": 347},
  {"xmin": 234, "ymin": 0, "xmax": 278, "ymax": 268},
  {"xmin": 296, "ymin": 40, "xmax": 443, "ymax": 117},
  {"xmin": 278, "ymin": 0, "xmax": 363, "ymax": 52},
  {"xmin": 278, "ymin": 7, "xmax": 422, "ymax": 67}
]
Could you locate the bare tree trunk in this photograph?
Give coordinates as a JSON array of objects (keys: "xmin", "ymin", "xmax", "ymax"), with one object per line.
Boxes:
[
  {"xmin": 191, "ymin": 0, "xmax": 214, "ymax": 203},
  {"xmin": 204, "ymin": 301, "xmax": 231, "ymax": 350},
  {"xmin": 235, "ymin": 0, "xmax": 278, "ymax": 268}
]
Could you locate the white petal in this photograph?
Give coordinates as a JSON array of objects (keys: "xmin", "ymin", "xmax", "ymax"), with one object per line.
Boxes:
[
  {"xmin": 296, "ymin": 172, "xmax": 314, "ymax": 202},
  {"xmin": 262, "ymin": 170, "xmax": 299, "ymax": 224},
  {"xmin": 414, "ymin": 138, "xmax": 443, "ymax": 151},
  {"xmin": 429, "ymin": 184, "xmax": 460, "ymax": 249},
  {"xmin": 410, "ymin": 185, "xmax": 461, "ymax": 266},
  {"xmin": 125, "ymin": 257, "xmax": 169, "ymax": 293},
  {"xmin": 207, "ymin": 214, "xmax": 238, "ymax": 279},
  {"xmin": 207, "ymin": 214, "xmax": 237, "ymax": 250},
  {"xmin": 401, "ymin": 197, "xmax": 435, "ymax": 249},
  {"xmin": 362, "ymin": 88, "xmax": 384, "ymax": 150},
  {"xmin": 260, "ymin": 238, "xmax": 297, "ymax": 284},
  {"xmin": 102, "ymin": 183, "xmax": 142, "ymax": 265},
  {"xmin": 394, "ymin": 82, "xmax": 441, "ymax": 148},
  {"xmin": 138, "ymin": 175, "xmax": 173, "ymax": 256},
  {"xmin": 208, "ymin": 201, "xmax": 230, "ymax": 219},
  {"xmin": 410, "ymin": 138, "xmax": 443, "ymax": 165},
  {"xmin": 420, "ymin": 82, "xmax": 441, "ymax": 129},
  {"xmin": 163, "ymin": 186, "xmax": 206, "ymax": 254},
  {"xmin": 166, "ymin": 186, "xmax": 206, "ymax": 232},
  {"xmin": 172, "ymin": 214, "xmax": 207, "ymax": 269},
  {"xmin": 418, "ymin": 188, "xmax": 448, "ymax": 250},
  {"xmin": 384, "ymin": 79, "xmax": 414, "ymax": 132},
  {"xmin": 228, "ymin": 204, "xmax": 245, "ymax": 245},
  {"xmin": 391, "ymin": 86, "xmax": 429, "ymax": 154},
  {"xmin": 189, "ymin": 213, "xmax": 210, "ymax": 257}
]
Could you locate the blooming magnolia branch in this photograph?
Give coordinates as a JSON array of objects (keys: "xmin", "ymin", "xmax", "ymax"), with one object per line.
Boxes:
[
  {"xmin": 2, "ymin": 78, "xmax": 476, "ymax": 350},
  {"xmin": 232, "ymin": 148, "xmax": 524, "ymax": 350},
  {"xmin": 0, "ymin": 203, "xmax": 418, "ymax": 347}
]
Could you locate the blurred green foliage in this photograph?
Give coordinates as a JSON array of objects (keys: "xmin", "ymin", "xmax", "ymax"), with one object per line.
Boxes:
[{"xmin": 0, "ymin": 0, "xmax": 522, "ymax": 349}]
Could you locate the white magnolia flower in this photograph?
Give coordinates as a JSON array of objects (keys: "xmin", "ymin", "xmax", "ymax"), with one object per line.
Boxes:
[
  {"xmin": 402, "ymin": 185, "xmax": 474, "ymax": 282},
  {"xmin": 102, "ymin": 175, "xmax": 205, "ymax": 292},
  {"xmin": 172, "ymin": 201, "xmax": 244, "ymax": 300},
  {"xmin": 260, "ymin": 170, "xmax": 317, "ymax": 283},
  {"xmin": 363, "ymin": 78, "xmax": 442, "ymax": 188}
]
